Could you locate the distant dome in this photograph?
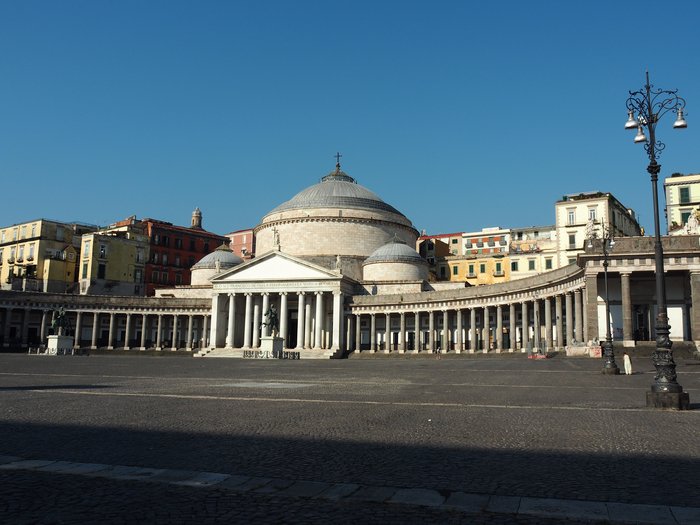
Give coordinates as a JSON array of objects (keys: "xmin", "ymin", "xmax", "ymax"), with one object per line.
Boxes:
[
  {"xmin": 265, "ymin": 166, "xmax": 407, "ymax": 218},
  {"xmin": 192, "ymin": 244, "xmax": 243, "ymax": 270},
  {"xmin": 364, "ymin": 236, "xmax": 427, "ymax": 265}
]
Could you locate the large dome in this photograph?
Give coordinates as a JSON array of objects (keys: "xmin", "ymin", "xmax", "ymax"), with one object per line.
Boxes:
[{"xmin": 266, "ymin": 168, "xmax": 406, "ymax": 218}]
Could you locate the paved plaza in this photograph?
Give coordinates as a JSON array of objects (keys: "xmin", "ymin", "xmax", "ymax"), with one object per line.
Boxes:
[{"xmin": 0, "ymin": 353, "xmax": 699, "ymax": 524}]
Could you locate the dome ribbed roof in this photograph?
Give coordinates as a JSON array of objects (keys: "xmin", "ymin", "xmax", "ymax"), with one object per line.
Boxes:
[
  {"xmin": 192, "ymin": 244, "xmax": 243, "ymax": 270},
  {"xmin": 265, "ymin": 166, "xmax": 406, "ymax": 218},
  {"xmin": 364, "ymin": 236, "xmax": 427, "ymax": 265}
]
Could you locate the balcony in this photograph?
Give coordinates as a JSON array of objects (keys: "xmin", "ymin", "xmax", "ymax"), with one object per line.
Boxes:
[{"xmin": 493, "ymin": 270, "xmax": 505, "ymax": 277}]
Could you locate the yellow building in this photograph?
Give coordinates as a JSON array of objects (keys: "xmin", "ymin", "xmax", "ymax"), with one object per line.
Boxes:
[
  {"xmin": 80, "ymin": 227, "xmax": 149, "ymax": 296},
  {"xmin": 0, "ymin": 219, "xmax": 96, "ymax": 293},
  {"xmin": 445, "ymin": 255, "xmax": 511, "ymax": 285}
]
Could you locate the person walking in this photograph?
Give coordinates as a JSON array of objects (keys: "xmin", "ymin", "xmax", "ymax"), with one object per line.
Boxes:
[{"xmin": 623, "ymin": 352, "xmax": 632, "ymax": 375}]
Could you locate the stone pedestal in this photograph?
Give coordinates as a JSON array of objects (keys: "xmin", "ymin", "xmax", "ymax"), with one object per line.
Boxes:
[
  {"xmin": 259, "ymin": 336, "xmax": 284, "ymax": 358},
  {"xmin": 47, "ymin": 335, "xmax": 74, "ymax": 355},
  {"xmin": 646, "ymin": 391, "xmax": 690, "ymax": 410}
]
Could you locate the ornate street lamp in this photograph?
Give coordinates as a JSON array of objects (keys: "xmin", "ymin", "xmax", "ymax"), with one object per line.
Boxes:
[
  {"xmin": 625, "ymin": 72, "xmax": 690, "ymax": 409},
  {"xmin": 587, "ymin": 225, "xmax": 619, "ymax": 374}
]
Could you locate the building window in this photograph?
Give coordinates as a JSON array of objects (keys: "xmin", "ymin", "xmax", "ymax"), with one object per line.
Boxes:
[
  {"xmin": 162, "ymin": 236, "xmax": 169, "ymax": 247},
  {"xmin": 568, "ymin": 233, "xmax": 576, "ymax": 249},
  {"xmin": 13, "ymin": 228, "xmax": 18, "ymax": 241},
  {"xmin": 175, "ymin": 238, "xmax": 182, "ymax": 249},
  {"xmin": 568, "ymin": 257, "xmax": 577, "ymax": 265},
  {"xmin": 21, "ymin": 225, "xmax": 27, "ymax": 239},
  {"xmin": 567, "ymin": 209, "xmax": 576, "ymax": 225},
  {"xmin": 528, "ymin": 259, "xmax": 536, "ymax": 271},
  {"xmin": 152, "ymin": 271, "xmax": 159, "ymax": 282},
  {"xmin": 680, "ymin": 186, "xmax": 691, "ymax": 204},
  {"xmin": 175, "ymin": 255, "xmax": 181, "ymax": 267},
  {"xmin": 452, "ymin": 266, "xmax": 458, "ymax": 276},
  {"xmin": 154, "ymin": 235, "xmax": 160, "ymax": 245},
  {"xmin": 153, "ymin": 252, "xmax": 159, "ymax": 264},
  {"xmin": 161, "ymin": 272, "xmax": 168, "ymax": 283},
  {"xmin": 189, "ymin": 239, "xmax": 196, "ymax": 251},
  {"xmin": 188, "ymin": 256, "xmax": 195, "ymax": 266},
  {"xmin": 82, "ymin": 263, "xmax": 88, "ymax": 279},
  {"xmin": 28, "ymin": 244, "xmax": 35, "ymax": 259},
  {"xmin": 479, "ymin": 263, "xmax": 486, "ymax": 273},
  {"xmin": 0, "ymin": 248, "xmax": 3, "ymax": 264},
  {"xmin": 545, "ymin": 258, "xmax": 553, "ymax": 270},
  {"xmin": 134, "ymin": 269, "xmax": 142, "ymax": 282},
  {"xmin": 18, "ymin": 246, "xmax": 24, "ymax": 261},
  {"xmin": 97, "ymin": 263, "xmax": 106, "ymax": 279},
  {"xmin": 83, "ymin": 241, "xmax": 91, "ymax": 258},
  {"xmin": 31, "ymin": 224, "xmax": 36, "ymax": 237},
  {"xmin": 681, "ymin": 210, "xmax": 692, "ymax": 225},
  {"xmin": 136, "ymin": 249, "xmax": 144, "ymax": 263},
  {"xmin": 588, "ymin": 207, "xmax": 597, "ymax": 221},
  {"xmin": 451, "ymin": 239, "xmax": 458, "ymax": 244},
  {"xmin": 175, "ymin": 274, "xmax": 182, "ymax": 285},
  {"xmin": 99, "ymin": 244, "xmax": 108, "ymax": 258},
  {"xmin": 468, "ymin": 264, "xmax": 475, "ymax": 277},
  {"xmin": 495, "ymin": 262, "xmax": 502, "ymax": 275},
  {"xmin": 1, "ymin": 230, "xmax": 5, "ymax": 242},
  {"xmin": 440, "ymin": 266, "xmax": 446, "ymax": 278},
  {"xmin": 511, "ymin": 261, "xmax": 519, "ymax": 272},
  {"xmin": 56, "ymin": 226, "xmax": 64, "ymax": 241},
  {"xmin": 162, "ymin": 253, "xmax": 169, "ymax": 265}
]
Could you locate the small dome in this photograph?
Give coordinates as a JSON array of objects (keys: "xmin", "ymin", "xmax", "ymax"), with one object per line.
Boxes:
[
  {"xmin": 364, "ymin": 235, "xmax": 427, "ymax": 266},
  {"xmin": 264, "ymin": 165, "xmax": 407, "ymax": 219},
  {"xmin": 192, "ymin": 243, "xmax": 242, "ymax": 270}
]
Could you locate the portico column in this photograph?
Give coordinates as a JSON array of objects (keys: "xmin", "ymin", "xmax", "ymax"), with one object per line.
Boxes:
[
  {"xmin": 456, "ymin": 308, "xmax": 463, "ymax": 353},
  {"xmin": 74, "ymin": 312, "xmax": 82, "ymax": 349},
  {"xmin": 304, "ymin": 299, "xmax": 312, "ymax": 349},
  {"xmin": 384, "ymin": 313, "xmax": 391, "ymax": 352},
  {"xmin": 621, "ymin": 272, "xmax": 633, "ymax": 346},
  {"xmin": 107, "ymin": 312, "xmax": 116, "ymax": 350},
  {"xmin": 156, "ymin": 314, "xmax": 163, "ymax": 349},
  {"xmin": 521, "ymin": 301, "xmax": 528, "ymax": 352},
  {"xmin": 565, "ymin": 292, "xmax": 574, "ymax": 346},
  {"xmin": 370, "ymin": 313, "xmax": 377, "ymax": 352},
  {"xmin": 555, "ymin": 295, "xmax": 564, "ymax": 351},
  {"xmin": 186, "ymin": 315, "xmax": 194, "ymax": 350},
  {"xmin": 574, "ymin": 289, "xmax": 583, "ymax": 343},
  {"xmin": 124, "ymin": 313, "xmax": 132, "ymax": 350},
  {"xmin": 545, "ymin": 297, "xmax": 553, "ymax": 351},
  {"xmin": 296, "ymin": 292, "xmax": 306, "ymax": 349},
  {"xmin": 509, "ymin": 303, "xmax": 516, "ymax": 352},
  {"xmin": 331, "ymin": 291, "xmax": 343, "ymax": 353},
  {"xmin": 202, "ymin": 315, "xmax": 209, "ymax": 347},
  {"xmin": 140, "ymin": 314, "xmax": 147, "ymax": 350},
  {"xmin": 442, "ymin": 310, "xmax": 449, "ymax": 351},
  {"xmin": 354, "ymin": 314, "xmax": 361, "ymax": 352},
  {"xmin": 496, "ymin": 305, "xmax": 503, "ymax": 353},
  {"xmin": 261, "ymin": 293, "xmax": 270, "ymax": 337},
  {"xmin": 280, "ymin": 292, "xmax": 288, "ymax": 346},
  {"xmin": 483, "ymin": 306, "xmax": 490, "ymax": 352},
  {"xmin": 399, "ymin": 311, "xmax": 406, "ymax": 353},
  {"xmin": 171, "ymin": 314, "xmax": 179, "ymax": 351},
  {"xmin": 428, "ymin": 311, "xmax": 435, "ymax": 352},
  {"xmin": 252, "ymin": 297, "xmax": 261, "ymax": 348},
  {"xmin": 533, "ymin": 299, "xmax": 541, "ymax": 353},
  {"xmin": 226, "ymin": 293, "xmax": 236, "ymax": 348},
  {"xmin": 91, "ymin": 312, "xmax": 99, "ymax": 349},
  {"xmin": 243, "ymin": 293, "xmax": 253, "ymax": 349},
  {"xmin": 314, "ymin": 292, "xmax": 324, "ymax": 350},
  {"xmin": 469, "ymin": 308, "xmax": 476, "ymax": 353},
  {"xmin": 40, "ymin": 310, "xmax": 48, "ymax": 343},
  {"xmin": 414, "ymin": 312, "xmax": 421, "ymax": 351}
]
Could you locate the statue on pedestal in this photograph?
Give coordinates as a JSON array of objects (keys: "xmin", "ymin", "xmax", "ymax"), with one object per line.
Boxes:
[{"xmin": 261, "ymin": 304, "xmax": 280, "ymax": 338}]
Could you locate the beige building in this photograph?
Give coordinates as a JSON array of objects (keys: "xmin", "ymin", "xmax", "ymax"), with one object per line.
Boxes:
[
  {"xmin": 554, "ymin": 192, "xmax": 641, "ymax": 267},
  {"xmin": 509, "ymin": 225, "xmax": 557, "ymax": 281},
  {"xmin": 664, "ymin": 173, "xmax": 700, "ymax": 233},
  {"xmin": 0, "ymin": 219, "xmax": 96, "ymax": 293}
]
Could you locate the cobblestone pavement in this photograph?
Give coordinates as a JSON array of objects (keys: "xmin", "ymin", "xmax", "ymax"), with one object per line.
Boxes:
[{"xmin": 0, "ymin": 354, "xmax": 698, "ymax": 523}]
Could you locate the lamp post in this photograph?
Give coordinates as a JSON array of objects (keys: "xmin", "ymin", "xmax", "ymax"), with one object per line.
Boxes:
[
  {"xmin": 625, "ymin": 72, "xmax": 690, "ymax": 409},
  {"xmin": 587, "ymin": 224, "xmax": 619, "ymax": 374}
]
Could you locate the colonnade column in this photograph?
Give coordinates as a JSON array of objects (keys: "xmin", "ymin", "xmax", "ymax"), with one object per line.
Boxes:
[
  {"xmin": 442, "ymin": 310, "xmax": 449, "ymax": 352},
  {"xmin": 555, "ymin": 295, "xmax": 564, "ymax": 351},
  {"xmin": 296, "ymin": 292, "xmax": 305, "ymax": 349},
  {"xmin": 354, "ymin": 314, "xmax": 361, "ymax": 352},
  {"xmin": 74, "ymin": 311, "xmax": 82, "ymax": 349},
  {"xmin": 107, "ymin": 313, "xmax": 115, "ymax": 350},
  {"xmin": 565, "ymin": 292, "xmax": 574, "ymax": 346},
  {"xmin": 428, "ymin": 311, "xmax": 434, "ymax": 352},
  {"xmin": 483, "ymin": 306, "xmax": 490, "ymax": 352},
  {"xmin": 226, "ymin": 293, "xmax": 236, "ymax": 348},
  {"xmin": 414, "ymin": 312, "xmax": 421, "ymax": 351},
  {"xmin": 331, "ymin": 291, "xmax": 343, "ymax": 352},
  {"xmin": 456, "ymin": 309, "xmax": 463, "ymax": 353},
  {"xmin": 156, "ymin": 314, "xmax": 163, "ymax": 349},
  {"xmin": 469, "ymin": 308, "xmax": 476, "ymax": 353},
  {"xmin": 314, "ymin": 292, "xmax": 324, "ymax": 350},
  {"xmin": 252, "ymin": 298, "xmax": 261, "ymax": 348},
  {"xmin": 509, "ymin": 303, "xmax": 516, "ymax": 352},
  {"xmin": 40, "ymin": 310, "xmax": 48, "ymax": 344},
  {"xmin": 533, "ymin": 299, "xmax": 541, "ymax": 352},
  {"xmin": 574, "ymin": 289, "xmax": 583, "ymax": 343},
  {"xmin": 124, "ymin": 313, "xmax": 132, "ymax": 350},
  {"xmin": 140, "ymin": 314, "xmax": 147, "ymax": 350},
  {"xmin": 621, "ymin": 272, "xmax": 633, "ymax": 346},
  {"xmin": 370, "ymin": 313, "xmax": 376, "ymax": 352},
  {"xmin": 171, "ymin": 314, "xmax": 179, "ymax": 351},
  {"xmin": 243, "ymin": 293, "xmax": 253, "ymax": 349},
  {"xmin": 545, "ymin": 297, "xmax": 553, "ymax": 352},
  {"xmin": 261, "ymin": 293, "xmax": 270, "ymax": 337},
  {"xmin": 520, "ymin": 301, "xmax": 528, "ymax": 353},
  {"xmin": 280, "ymin": 292, "xmax": 288, "ymax": 346},
  {"xmin": 399, "ymin": 312, "xmax": 406, "ymax": 353},
  {"xmin": 496, "ymin": 305, "xmax": 503, "ymax": 353},
  {"xmin": 91, "ymin": 313, "xmax": 99, "ymax": 349},
  {"xmin": 186, "ymin": 315, "xmax": 194, "ymax": 351},
  {"xmin": 384, "ymin": 313, "xmax": 391, "ymax": 353}
]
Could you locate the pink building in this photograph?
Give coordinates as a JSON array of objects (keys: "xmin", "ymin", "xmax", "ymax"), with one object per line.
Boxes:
[{"xmin": 226, "ymin": 228, "xmax": 255, "ymax": 260}]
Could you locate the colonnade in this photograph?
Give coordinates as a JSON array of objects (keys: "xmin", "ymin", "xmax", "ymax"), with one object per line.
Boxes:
[
  {"xmin": 0, "ymin": 306, "xmax": 210, "ymax": 351},
  {"xmin": 348, "ymin": 290, "xmax": 586, "ymax": 353},
  {"xmin": 211, "ymin": 290, "xmax": 344, "ymax": 352}
]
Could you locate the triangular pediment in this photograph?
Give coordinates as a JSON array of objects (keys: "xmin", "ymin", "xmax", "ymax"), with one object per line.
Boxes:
[{"xmin": 212, "ymin": 251, "xmax": 340, "ymax": 283}]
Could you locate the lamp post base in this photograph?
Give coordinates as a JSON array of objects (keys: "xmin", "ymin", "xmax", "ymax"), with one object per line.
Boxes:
[
  {"xmin": 600, "ymin": 340, "xmax": 619, "ymax": 375},
  {"xmin": 646, "ymin": 391, "xmax": 690, "ymax": 410}
]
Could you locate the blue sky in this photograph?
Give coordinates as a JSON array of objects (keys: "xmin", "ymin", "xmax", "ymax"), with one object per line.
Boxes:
[{"xmin": 1, "ymin": 1, "xmax": 698, "ymax": 236}]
